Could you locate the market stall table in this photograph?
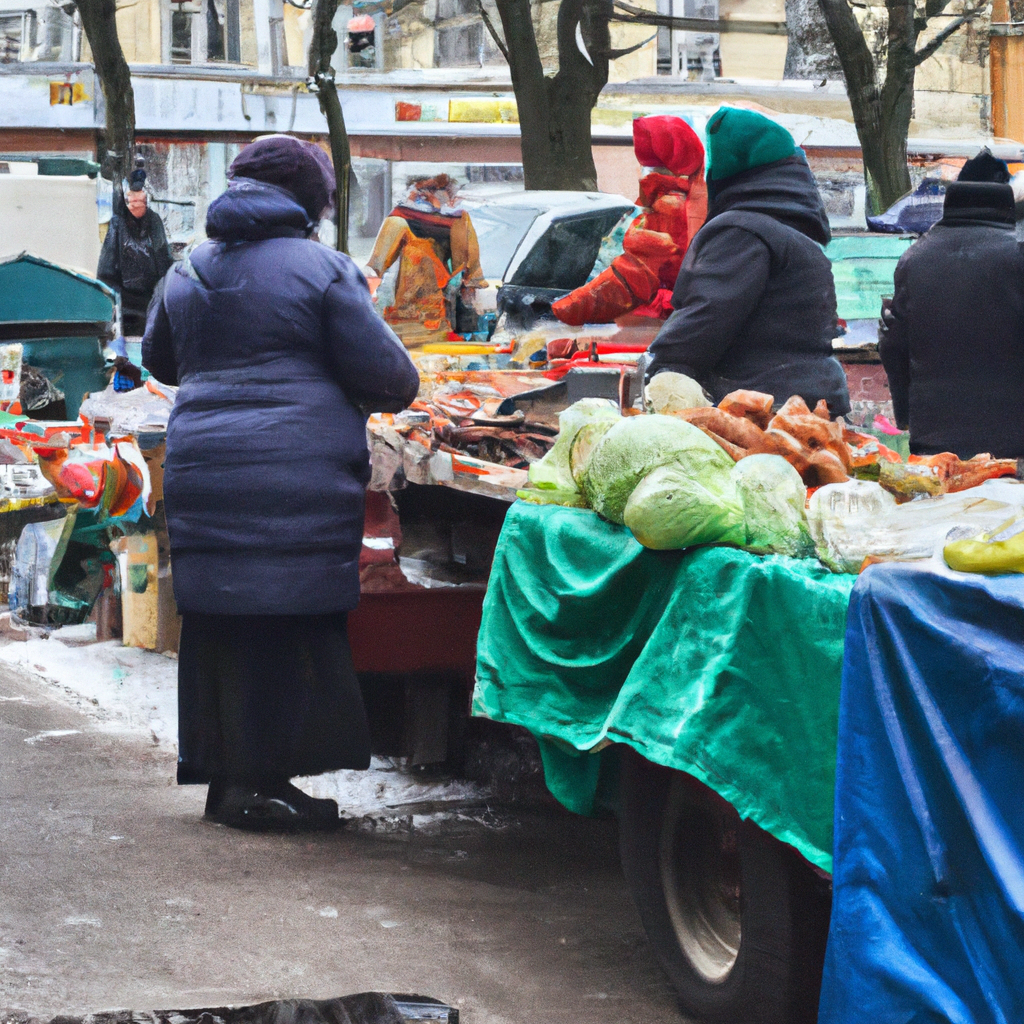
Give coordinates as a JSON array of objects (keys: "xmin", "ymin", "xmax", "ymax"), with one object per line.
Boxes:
[
  {"xmin": 472, "ymin": 500, "xmax": 856, "ymax": 1024},
  {"xmin": 473, "ymin": 501, "xmax": 855, "ymax": 870}
]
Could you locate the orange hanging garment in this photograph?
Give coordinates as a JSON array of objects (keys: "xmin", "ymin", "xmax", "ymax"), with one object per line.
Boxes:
[{"xmin": 552, "ymin": 115, "xmax": 708, "ymax": 328}]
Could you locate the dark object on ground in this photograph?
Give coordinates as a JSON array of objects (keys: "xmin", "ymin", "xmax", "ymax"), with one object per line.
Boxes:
[
  {"xmin": 865, "ymin": 178, "xmax": 945, "ymax": 234},
  {"xmin": 19, "ymin": 363, "xmax": 66, "ymax": 420},
  {"xmin": 618, "ymin": 749, "xmax": 831, "ymax": 1024},
  {"xmin": 820, "ymin": 565, "xmax": 1024, "ymax": 1022},
  {"xmin": 144, "ymin": 179, "xmax": 418, "ymax": 616},
  {"xmin": 648, "ymin": 156, "xmax": 850, "ymax": 416},
  {"xmin": 879, "ymin": 180, "xmax": 1024, "ymax": 459},
  {"xmin": 0, "ymin": 994, "xmax": 458, "ymax": 1024},
  {"xmin": 204, "ymin": 778, "xmax": 342, "ymax": 832},
  {"xmin": 176, "ymin": 612, "xmax": 371, "ymax": 786}
]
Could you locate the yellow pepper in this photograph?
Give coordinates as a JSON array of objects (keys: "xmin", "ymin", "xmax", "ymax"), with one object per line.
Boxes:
[{"xmin": 944, "ymin": 517, "xmax": 1024, "ymax": 575}]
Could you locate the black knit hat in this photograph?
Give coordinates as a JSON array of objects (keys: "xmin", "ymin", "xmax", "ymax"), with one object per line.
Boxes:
[
  {"xmin": 229, "ymin": 135, "xmax": 336, "ymax": 221},
  {"xmin": 127, "ymin": 162, "xmax": 147, "ymax": 191},
  {"xmin": 957, "ymin": 148, "xmax": 1010, "ymax": 184}
]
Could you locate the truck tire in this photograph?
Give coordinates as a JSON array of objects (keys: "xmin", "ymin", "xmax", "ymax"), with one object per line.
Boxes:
[{"xmin": 618, "ymin": 749, "xmax": 831, "ymax": 1024}]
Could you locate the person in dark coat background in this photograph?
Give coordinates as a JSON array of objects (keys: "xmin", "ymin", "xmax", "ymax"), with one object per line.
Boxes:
[
  {"xmin": 646, "ymin": 107, "xmax": 850, "ymax": 416},
  {"xmin": 98, "ymin": 163, "xmax": 173, "ymax": 337},
  {"xmin": 879, "ymin": 149, "xmax": 1024, "ymax": 459},
  {"xmin": 143, "ymin": 135, "xmax": 420, "ymax": 831}
]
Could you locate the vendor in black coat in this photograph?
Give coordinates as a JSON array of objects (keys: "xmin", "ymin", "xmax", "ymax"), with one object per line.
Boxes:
[
  {"xmin": 143, "ymin": 135, "xmax": 420, "ymax": 831},
  {"xmin": 97, "ymin": 164, "xmax": 173, "ymax": 337},
  {"xmin": 647, "ymin": 107, "xmax": 850, "ymax": 415},
  {"xmin": 880, "ymin": 150, "xmax": 1024, "ymax": 459}
]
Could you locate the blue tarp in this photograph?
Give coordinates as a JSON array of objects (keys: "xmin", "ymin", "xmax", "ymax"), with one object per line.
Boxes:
[{"xmin": 819, "ymin": 562, "xmax": 1024, "ymax": 1024}]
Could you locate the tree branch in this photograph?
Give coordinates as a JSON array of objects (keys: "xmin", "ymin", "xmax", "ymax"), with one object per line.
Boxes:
[
  {"xmin": 612, "ymin": 0, "xmax": 788, "ymax": 34},
  {"xmin": 350, "ymin": 0, "xmax": 421, "ymax": 15},
  {"xmin": 600, "ymin": 29, "xmax": 658, "ymax": 59},
  {"xmin": 476, "ymin": 0, "xmax": 510, "ymax": 61},
  {"xmin": 73, "ymin": 0, "xmax": 135, "ymax": 191},
  {"xmin": 579, "ymin": 0, "xmax": 612, "ymax": 82},
  {"xmin": 923, "ymin": 0, "xmax": 955, "ymax": 20},
  {"xmin": 816, "ymin": 0, "xmax": 878, "ymax": 97},
  {"xmin": 308, "ymin": 0, "xmax": 351, "ymax": 252},
  {"xmin": 914, "ymin": 4, "xmax": 984, "ymax": 63},
  {"xmin": 556, "ymin": 0, "xmax": 608, "ymax": 86},
  {"xmin": 495, "ymin": 0, "xmax": 546, "ymax": 107}
]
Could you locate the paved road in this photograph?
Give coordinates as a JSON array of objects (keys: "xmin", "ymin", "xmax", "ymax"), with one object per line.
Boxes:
[{"xmin": 0, "ymin": 662, "xmax": 688, "ymax": 1024}]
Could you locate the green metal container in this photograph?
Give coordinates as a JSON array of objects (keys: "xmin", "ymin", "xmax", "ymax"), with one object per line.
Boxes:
[
  {"xmin": 0, "ymin": 253, "xmax": 115, "ymax": 419},
  {"xmin": 825, "ymin": 234, "xmax": 915, "ymax": 323}
]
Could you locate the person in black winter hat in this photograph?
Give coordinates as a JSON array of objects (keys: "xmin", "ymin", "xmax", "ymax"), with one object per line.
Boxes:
[
  {"xmin": 879, "ymin": 149, "xmax": 1024, "ymax": 458},
  {"xmin": 956, "ymin": 147, "xmax": 1010, "ymax": 184},
  {"xmin": 143, "ymin": 134, "xmax": 419, "ymax": 832},
  {"xmin": 97, "ymin": 161, "xmax": 173, "ymax": 336},
  {"xmin": 647, "ymin": 107, "xmax": 850, "ymax": 415}
]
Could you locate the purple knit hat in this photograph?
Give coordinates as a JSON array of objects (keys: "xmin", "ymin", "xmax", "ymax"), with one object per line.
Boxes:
[{"xmin": 229, "ymin": 135, "xmax": 336, "ymax": 221}]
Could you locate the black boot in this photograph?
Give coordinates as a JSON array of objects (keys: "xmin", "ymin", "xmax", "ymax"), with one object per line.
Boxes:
[{"xmin": 205, "ymin": 776, "xmax": 341, "ymax": 832}]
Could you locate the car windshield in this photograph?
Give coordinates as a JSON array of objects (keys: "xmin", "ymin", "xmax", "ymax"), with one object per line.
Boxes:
[
  {"xmin": 510, "ymin": 208, "xmax": 633, "ymax": 290},
  {"xmin": 464, "ymin": 205, "xmax": 543, "ymax": 281}
]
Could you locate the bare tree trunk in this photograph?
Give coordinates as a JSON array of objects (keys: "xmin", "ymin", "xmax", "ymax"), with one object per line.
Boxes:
[
  {"xmin": 784, "ymin": 0, "xmax": 843, "ymax": 79},
  {"xmin": 73, "ymin": 0, "xmax": 135, "ymax": 200},
  {"xmin": 816, "ymin": 0, "xmax": 913, "ymax": 213},
  {"xmin": 308, "ymin": 0, "xmax": 351, "ymax": 252},
  {"xmin": 873, "ymin": 0, "xmax": 915, "ymax": 209},
  {"xmin": 494, "ymin": 0, "xmax": 609, "ymax": 190}
]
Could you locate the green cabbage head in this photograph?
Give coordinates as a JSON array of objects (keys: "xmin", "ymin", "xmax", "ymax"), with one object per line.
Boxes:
[{"xmin": 582, "ymin": 414, "xmax": 734, "ymax": 525}]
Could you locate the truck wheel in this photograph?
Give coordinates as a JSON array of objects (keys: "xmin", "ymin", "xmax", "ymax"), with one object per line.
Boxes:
[{"xmin": 618, "ymin": 749, "xmax": 831, "ymax": 1024}]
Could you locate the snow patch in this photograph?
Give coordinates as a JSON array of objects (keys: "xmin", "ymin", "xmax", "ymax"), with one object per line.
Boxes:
[
  {"xmin": 295, "ymin": 759, "xmax": 490, "ymax": 820},
  {"xmin": 2, "ymin": 635, "xmax": 494, "ymax": 824},
  {"xmin": 24, "ymin": 729, "xmax": 81, "ymax": 744},
  {"xmin": 0, "ymin": 636, "xmax": 177, "ymax": 745}
]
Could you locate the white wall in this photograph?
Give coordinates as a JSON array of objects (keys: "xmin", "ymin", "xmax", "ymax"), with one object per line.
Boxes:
[{"xmin": 0, "ymin": 176, "xmax": 101, "ymax": 278}]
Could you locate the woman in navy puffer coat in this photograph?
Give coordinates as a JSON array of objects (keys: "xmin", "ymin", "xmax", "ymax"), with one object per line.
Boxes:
[{"xmin": 143, "ymin": 136, "xmax": 419, "ymax": 831}]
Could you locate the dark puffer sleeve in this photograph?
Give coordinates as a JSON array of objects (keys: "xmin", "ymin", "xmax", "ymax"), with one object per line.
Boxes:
[
  {"xmin": 878, "ymin": 258, "xmax": 910, "ymax": 430},
  {"xmin": 148, "ymin": 211, "xmax": 174, "ymax": 281},
  {"xmin": 646, "ymin": 226, "xmax": 770, "ymax": 380},
  {"xmin": 322, "ymin": 258, "xmax": 419, "ymax": 413},
  {"xmin": 96, "ymin": 216, "xmax": 121, "ymax": 292},
  {"xmin": 141, "ymin": 277, "xmax": 179, "ymax": 386}
]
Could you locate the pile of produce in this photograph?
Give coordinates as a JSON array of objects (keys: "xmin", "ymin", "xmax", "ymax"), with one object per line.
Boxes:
[
  {"xmin": 672, "ymin": 387, "xmax": 1018, "ymax": 497},
  {"xmin": 523, "ymin": 403, "xmax": 813, "ymax": 558},
  {"xmin": 521, "ymin": 379, "xmax": 1024, "ymax": 571},
  {"xmin": 374, "ymin": 375, "xmax": 557, "ymax": 470},
  {"xmin": 679, "ymin": 393, "xmax": 853, "ymax": 486}
]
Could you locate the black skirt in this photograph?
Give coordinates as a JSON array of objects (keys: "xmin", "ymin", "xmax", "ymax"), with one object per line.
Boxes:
[{"xmin": 176, "ymin": 612, "xmax": 371, "ymax": 785}]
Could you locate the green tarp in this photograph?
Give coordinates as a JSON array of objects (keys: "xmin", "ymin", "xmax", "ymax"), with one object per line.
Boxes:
[{"xmin": 472, "ymin": 503, "xmax": 857, "ymax": 872}]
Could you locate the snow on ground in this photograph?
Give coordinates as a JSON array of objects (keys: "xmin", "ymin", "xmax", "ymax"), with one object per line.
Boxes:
[
  {"xmin": 0, "ymin": 631, "xmax": 178, "ymax": 744},
  {"xmin": 0, "ymin": 629, "xmax": 492, "ymax": 824}
]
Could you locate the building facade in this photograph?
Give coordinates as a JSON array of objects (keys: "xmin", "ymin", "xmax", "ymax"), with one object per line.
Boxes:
[{"xmin": 0, "ymin": 0, "xmax": 1021, "ymax": 270}]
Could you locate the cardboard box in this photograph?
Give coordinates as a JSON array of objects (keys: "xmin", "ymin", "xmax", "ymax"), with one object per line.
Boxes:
[{"xmin": 110, "ymin": 532, "xmax": 180, "ymax": 653}]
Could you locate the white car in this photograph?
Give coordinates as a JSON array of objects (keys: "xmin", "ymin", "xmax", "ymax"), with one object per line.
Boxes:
[{"xmin": 457, "ymin": 190, "xmax": 635, "ymax": 323}]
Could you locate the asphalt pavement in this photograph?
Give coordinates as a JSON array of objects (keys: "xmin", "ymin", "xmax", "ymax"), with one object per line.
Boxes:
[{"xmin": 0, "ymin": 661, "xmax": 688, "ymax": 1024}]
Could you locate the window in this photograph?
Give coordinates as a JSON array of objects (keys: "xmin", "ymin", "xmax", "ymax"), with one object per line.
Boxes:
[
  {"xmin": 0, "ymin": 13, "xmax": 24, "ymax": 62},
  {"xmin": 168, "ymin": 0, "xmax": 241, "ymax": 65},
  {"xmin": 464, "ymin": 205, "xmax": 543, "ymax": 282},
  {"xmin": 511, "ymin": 209, "xmax": 634, "ymax": 291},
  {"xmin": 170, "ymin": 6, "xmax": 192, "ymax": 62},
  {"xmin": 346, "ymin": 13, "xmax": 376, "ymax": 69},
  {"xmin": 206, "ymin": 0, "xmax": 225, "ymax": 60},
  {"xmin": 0, "ymin": 7, "xmax": 78, "ymax": 62}
]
